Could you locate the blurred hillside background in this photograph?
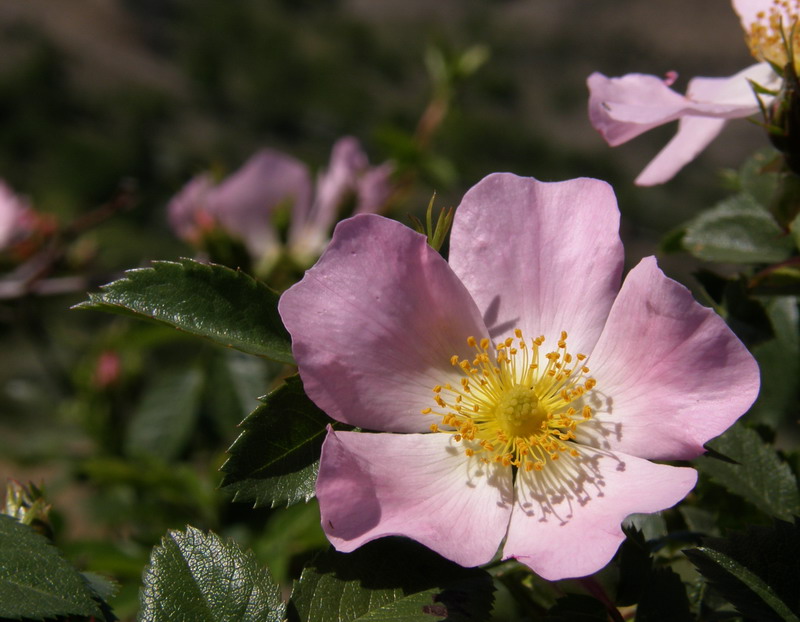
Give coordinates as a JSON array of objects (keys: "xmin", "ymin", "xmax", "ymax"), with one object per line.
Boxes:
[{"xmin": 0, "ymin": 0, "xmax": 768, "ymax": 617}]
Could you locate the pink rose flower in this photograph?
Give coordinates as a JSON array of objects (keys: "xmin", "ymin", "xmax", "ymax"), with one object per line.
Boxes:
[
  {"xmin": 168, "ymin": 137, "xmax": 392, "ymax": 267},
  {"xmin": 587, "ymin": 0, "xmax": 797, "ymax": 185},
  {"xmin": 0, "ymin": 180, "xmax": 35, "ymax": 252},
  {"xmin": 278, "ymin": 173, "xmax": 760, "ymax": 580}
]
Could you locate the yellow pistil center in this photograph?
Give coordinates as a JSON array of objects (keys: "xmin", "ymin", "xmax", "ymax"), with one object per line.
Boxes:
[
  {"xmin": 422, "ymin": 329, "xmax": 597, "ymax": 472},
  {"xmin": 746, "ymin": 0, "xmax": 800, "ymax": 69},
  {"xmin": 494, "ymin": 386, "xmax": 546, "ymax": 438}
]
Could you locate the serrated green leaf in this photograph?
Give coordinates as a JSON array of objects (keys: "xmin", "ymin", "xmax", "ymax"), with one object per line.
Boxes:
[
  {"xmin": 695, "ymin": 423, "xmax": 800, "ymax": 520},
  {"xmin": 74, "ymin": 259, "xmax": 294, "ymax": 364},
  {"xmin": 288, "ymin": 538, "xmax": 494, "ymax": 622},
  {"xmin": 0, "ymin": 514, "xmax": 103, "ymax": 620},
  {"xmin": 683, "ymin": 194, "xmax": 794, "ymax": 263},
  {"xmin": 686, "ymin": 520, "xmax": 800, "ymax": 622},
  {"xmin": 138, "ymin": 526, "xmax": 285, "ymax": 622},
  {"xmin": 220, "ymin": 376, "xmax": 339, "ymax": 508},
  {"xmin": 125, "ymin": 367, "xmax": 204, "ymax": 460}
]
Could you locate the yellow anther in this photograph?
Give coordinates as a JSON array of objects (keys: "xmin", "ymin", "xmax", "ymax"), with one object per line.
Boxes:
[
  {"xmin": 450, "ymin": 355, "xmax": 459, "ymax": 366},
  {"xmin": 467, "ymin": 336, "xmax": 477, "ymax": 347},
  {"xmin": 429, "ymin": 423, "xmax": 438, "ymax": 432},
  {"xmin": 421, "ymin": 407, "xmax": 432, "ymax": 415},
  {"xmin": 514, "ymin": 328, "xmax": 522, "ymax": 339},
  {"xmin": 480, "ymin": 338, "xmax": 490, "ymax": 350}
]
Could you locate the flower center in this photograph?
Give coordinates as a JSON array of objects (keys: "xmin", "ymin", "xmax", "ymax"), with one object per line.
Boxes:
[
  {"xmin": 422, "ymin": 329, "xmax": 597, "ymax": 472},
  {"xmin": 745, "ymin": 0, "xmax": 800, "ymax": 68}
]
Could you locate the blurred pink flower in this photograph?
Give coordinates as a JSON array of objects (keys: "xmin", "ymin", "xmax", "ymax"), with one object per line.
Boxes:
[
  {"xmin": 168, "ymin": 138, "xmax": 392, "ymax": 269},
  {"xmin": 279, "ymin": 173, "xmax": 759, "ymax": 580},
  {"xmin": 587, "ymin": 0, "xmax": 797, "ymax": 185},
  {"xmin": 0, "ymin": 180, "xmax": 35, "ymax": 252}
]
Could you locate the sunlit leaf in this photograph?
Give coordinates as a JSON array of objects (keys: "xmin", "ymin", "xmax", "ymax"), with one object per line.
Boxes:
[
  {"xmin": 0, "ymin": 514, "xmax": 103, "ymax": 620},
  {"xmin": 683, "ymin": 194, "xmax": 794, "ymax": 263},
  {"xmin": 686, "ymin": 520, "xmax": 800, "ymax": 622},
  {"xmin": 288, "ymin": 538, "xmax": 494, "ymax": 622},
  {"xmin": 75, "ymin": 259, "xmax": 294, "ymax": 364},
  {"xmin": 695, "ymin": 423, "xmax": 800, "ymax": 520},
  {"xmin": 220, "ymin": 375, "xmax": 339, "ymax": 508},
  {"xmin": 139, "ymin": 526, "xmax": 285, "ymax": 622}
]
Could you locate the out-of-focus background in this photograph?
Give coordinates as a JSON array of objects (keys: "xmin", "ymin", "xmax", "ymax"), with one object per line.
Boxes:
[{"xmin": 0, "ymin": 0, "xmax": 768, "ymax": 616}]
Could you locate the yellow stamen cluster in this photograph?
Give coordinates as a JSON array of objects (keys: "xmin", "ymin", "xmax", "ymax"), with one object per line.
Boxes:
[
  {"xmin": 745, "ymin": 0, "xmax": 800, "ymax": 69},
  {"xmin": 422, "ymin": 329, "xmax": 597, "ymax": 472}
]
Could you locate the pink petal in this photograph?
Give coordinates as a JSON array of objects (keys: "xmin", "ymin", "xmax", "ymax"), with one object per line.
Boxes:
[
  {"xmin": 588, "ymin": 72, "xmax": 690, "ymax": 145},
  {"xmin": 449, "ymin": 173, "xmax": 624, "ymax": 356},
  {"xmin": 167, "ymin": 173, "xmax": 215, "ymax": 241},
  {"xmin": 588, "ymin": 65, "xmax": 769, "ymax": 147},
  {"xmin": 504, "ymin": 447, "xmax": 697, "ymax": 581},
  {"xmin": 279, "ymin": 214, "xmax": 488, "ymax": 433},
  {"xmin": 0, "ymin": 180, "xmax": 32, "ymax": 250},
  {"xmin": 210, "ymin": 149, "xmax": 313, "ymax": 258},
  {"xmin": 318, "ymin": 428, "xmax": 512, "ymax": 568},
  {"xmin": 583, "ymin": 257, "xmax": 760, "ymax": 460},
  {"xmin": 355, "ymin": 161, "xmax": 394, "ymax": 215},
  {"xmin": 731, "ymin": 0, "xmax": 768, "ymax": 28},
  {"xmin": 634, "ymin": 116, "xmax": 727, "ymax": 185}
]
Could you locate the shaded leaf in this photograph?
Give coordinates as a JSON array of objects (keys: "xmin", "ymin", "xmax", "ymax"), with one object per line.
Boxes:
[
  {"xmin": 545, "ymin": 595, "xmax": 607, "ymax": 621},
  {"xmin": 220, "ymin": 375, "xmax": 339, "ymax": 508},
  {"xmin": 683, "ymin": 194, "xmax": 794, "ymax": 263},
  {"xmin": 139, "ymin": 525, "xmax": 285, "ymax": 622},
  {"xmin": 749, "ymin": 297, "xmax": 800, "ymax": 428},
  {"xmin": 0, "ymin": 514, "xmax": 103, "ymax": 620},
  {"xmin": 288, "ymin": 538, "xmax": 493, "ymax": 622},
  {"xmin": 695, "ymin": 423, "xmax": 800, "ymax": 520},
  {"xmin": 125, "ymin": 367, "xmax": 204, "ymax": 460},
  {"xmin": 686, "ymin": 520, "xmax": 800, "ymax": 622},
  {"xmin": 75, "ymin": 259, "xmax": 294, "ymax": 364},
  {"xmin": 615, "ymin": 529, "xmax": 693, "ymax": 621}
]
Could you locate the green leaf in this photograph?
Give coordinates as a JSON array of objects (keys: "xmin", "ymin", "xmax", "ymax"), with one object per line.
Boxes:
[
  {"xmin": 749, "ymin": 297, "xmax": 800, "ymax": 428},
  {"xmin": 125, "ymin": 367, "xmax": 205, "ymax": 460},
  {"xmin": 545, "ymin": 595, "xmax": 607, "ymax": 621},
  {"xmin": 0, "ymin": 514, "xmax": 103, "ymax": 620},
  {"xmin": 220, "ymin": 375, "xmax": 339, "ymax": 508},
  {"xmin": 615, "ymin": 529, "xmax": 693, "ymax": 621},
  {"xmin": 686, "ymin": 520, "xmax": 800, "ymax": 622},
  {"xmin": 288, "ymin": 538, "xmax": 494, "ymax": 622},
  {"xmin": 139, "ymin": 526, "xmax": 285, "ymax": 622},
  {"xmin": 791, "ymin": 211, "xmax": 800, "ymax": 251},
  {"xmin": 695, "ymin": 423, "xmax": 800, "ymax": 520},
  {"xmin": 74, "ymin": 259, "xmax": 294, "ymax": 364},
  {"xmin": 683, "ymin": 194, "xmax": 795, "ymax": 263}
]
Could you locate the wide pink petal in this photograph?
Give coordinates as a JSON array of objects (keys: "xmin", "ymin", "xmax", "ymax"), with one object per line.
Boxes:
[
  {"xmin": 318, "ymin": 429, "xmax": 512, "ymax": 568},
  {"xmin": 504, "ymin": 447, "xmax": 697, "ymax": 581},
  {"xmin": 634, "ymin": 116, "xmax": 727, "ymax": 185},
  {"xmin": 583, "ymin": 257, "xmax": 760, "ymax": 460},
  {"xmin": 449, "ymin": 173, "xmax": 624, "ymax": 356},
  {"xmin": 279, "ymin": 214, "xmax": 488, "ymax": 433},
  {"xmin": 210, "ymin": 149, "xmax": 313, "ymax": 258}
]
